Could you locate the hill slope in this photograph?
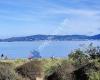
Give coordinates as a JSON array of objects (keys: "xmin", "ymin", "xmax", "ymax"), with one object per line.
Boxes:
[{"xmin": 0, "ymin": 34, "xmax": 100, "ymax": 42}]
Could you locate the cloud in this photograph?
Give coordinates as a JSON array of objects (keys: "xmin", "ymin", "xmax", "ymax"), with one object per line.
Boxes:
[
  {"xmin": 1, "ymin": 0, "xmax": 100, "ymax": 22},
  {"xmin": 0, "ymin": 0, "xmax": 100, "ymax": 37},
  {"xmin": 42, "ymin": 6, "xmax": 100, "ymax": 16},
  {"xmin": 57, "ymin": 13, "xmax": 100, "ymax": 35}
]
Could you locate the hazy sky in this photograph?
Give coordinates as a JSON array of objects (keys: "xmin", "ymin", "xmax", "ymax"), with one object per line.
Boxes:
[{"xmin": 0, "ymin": 0, "xmax": 100, "ymax": 38}]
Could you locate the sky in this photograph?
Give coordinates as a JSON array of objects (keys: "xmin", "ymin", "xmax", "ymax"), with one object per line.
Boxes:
[{"xmin": 0, "ymin": 0, "xmax": 100, "ymax": 38}]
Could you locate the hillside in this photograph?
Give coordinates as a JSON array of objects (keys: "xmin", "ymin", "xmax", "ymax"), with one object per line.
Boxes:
[{"xmin": 0, "ymin": 34, "xmax": 100, "ymax": 42}]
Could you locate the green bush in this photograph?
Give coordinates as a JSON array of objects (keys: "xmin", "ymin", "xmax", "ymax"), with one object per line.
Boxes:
[
  {"xmin": 85, "ymin": 43, "xmax": 100, "ymax": 59},
  {"xmin": 43, "ymin": 58, "xmax": 63, "ymax": 76},
  {"xmin": 89, "ymin": 72, "xmax": 100, "ymax": 80},
  {"xmin": 68, "ymin": 49, "xmax": 89, "ymax": 67}
]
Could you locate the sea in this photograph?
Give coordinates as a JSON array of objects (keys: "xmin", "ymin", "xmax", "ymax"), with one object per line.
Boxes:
[{"xmin": 0, "ymin": 40, "xmax": 99, "ymax": 59}]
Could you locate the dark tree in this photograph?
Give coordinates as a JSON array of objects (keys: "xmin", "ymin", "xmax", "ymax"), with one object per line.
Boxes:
[{"xmin": 28, "ymin": 50, "xmax": 41, "ymax": 59}]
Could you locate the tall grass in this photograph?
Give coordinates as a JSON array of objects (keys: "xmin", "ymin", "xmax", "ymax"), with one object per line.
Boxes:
[{"xmin": 89, "ymin": 72, "xmax": 100, "ymax": 80}]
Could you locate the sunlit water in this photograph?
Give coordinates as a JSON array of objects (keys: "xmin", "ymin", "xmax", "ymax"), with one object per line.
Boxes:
[{"xmin": 0, "ymin": 41, "xmax": 99, "ymax": 59}]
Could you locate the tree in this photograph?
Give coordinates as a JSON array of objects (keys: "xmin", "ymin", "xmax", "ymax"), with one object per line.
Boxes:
[
  {"xmin": 68, "ymin": 49, "xmax": 89, "ymax": 67},
  {"xmin": 85, "ymin": 43, "xmax": 100, "ymax": 59},
  {"xmin": 28, "ymin": 50, "xmax": 41, "ymax": 59}
]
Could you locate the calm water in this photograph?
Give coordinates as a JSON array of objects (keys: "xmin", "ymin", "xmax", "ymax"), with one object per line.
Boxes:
[{"xmin": 0, "ymin": 41, "xmax": 100, "ymax": 59}]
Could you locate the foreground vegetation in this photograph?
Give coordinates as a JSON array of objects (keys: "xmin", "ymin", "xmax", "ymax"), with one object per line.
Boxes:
[{"xmin": 0, "ymin": 43, "xmax": 100, "ymax": 80}]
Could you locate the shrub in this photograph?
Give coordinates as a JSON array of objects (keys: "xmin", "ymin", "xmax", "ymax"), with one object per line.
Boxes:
[
  {"xmin": 85, "ymin": 43, "xmax": 100, "ymax": 59},
  {"xmin": 43, "ymin": 58, "xmax": 62, "ymax": 77},
  {"xmin": 16, "ymin": 60, "xmax": 43, "ymax": 80},
  {"xmin": 0, "ymin": 62, "xmax": 21, "ymax": 80},
  {"xmin": 68, "ymin": 49, "xmax": 89, "ymax": 67},
  {"xmin": 89, "ymin": 71, "xmax": 100, "ymax": 80},
  {"xmin": 56, "ymin": 60, "xmax": 75, "ymax": 80},
  {"xmin": 46, "ymin": 60, "xmax": 75, "ymax": 80}
]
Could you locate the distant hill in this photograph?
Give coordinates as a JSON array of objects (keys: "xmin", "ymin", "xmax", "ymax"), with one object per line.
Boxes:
[
  {"xmin": 0, "ymin": 34, "xmax": 100, "ymax": 42},
  {"xmin": 90, "ymin": 34, "xmax": 100, "ymax": 40}
]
